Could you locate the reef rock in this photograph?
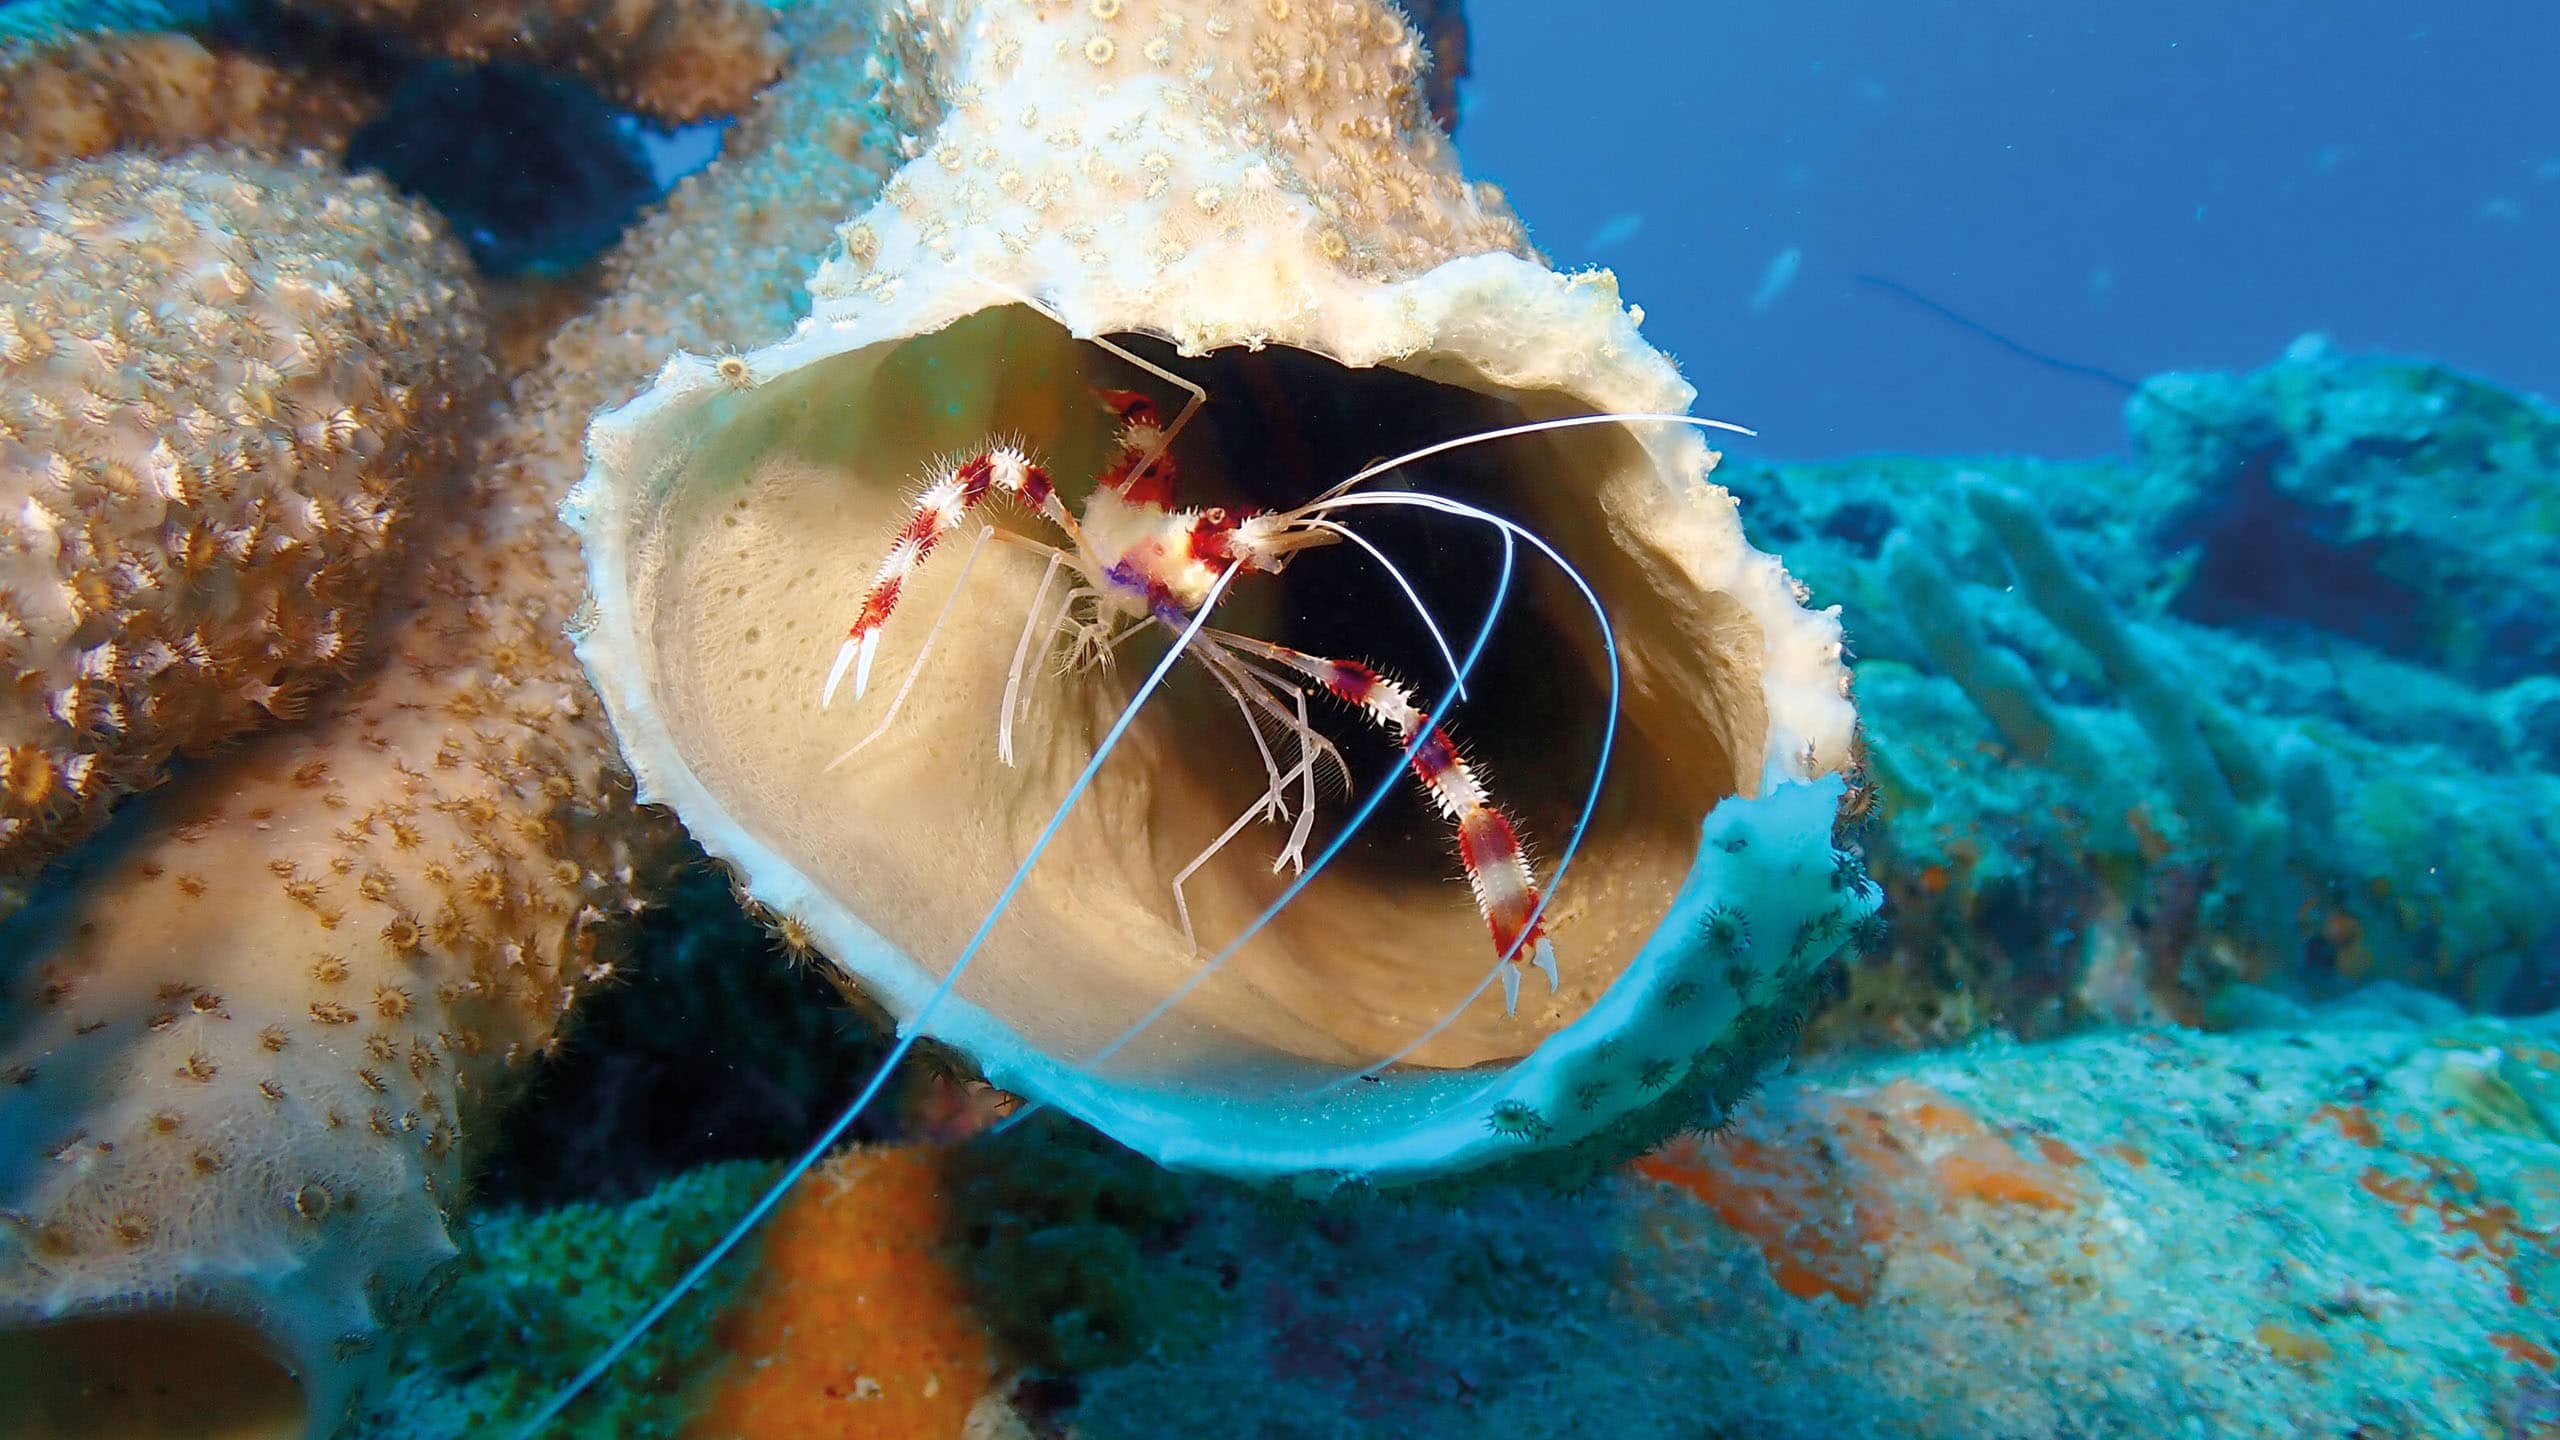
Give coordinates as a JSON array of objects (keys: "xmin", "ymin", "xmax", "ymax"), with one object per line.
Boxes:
[
  {"xmin": 569, "ymin": 0, "xmax": 1870, "ymax": 1189},
  {"xmin": 2132, "ymin": 335, "xmax": 2560, "ymax": 689}
]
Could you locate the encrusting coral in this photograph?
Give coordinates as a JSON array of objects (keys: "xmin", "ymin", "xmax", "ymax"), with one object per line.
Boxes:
[
  {"xmin": 571, "ymin": 0, "xmax": 1874, "ymax": 1189},
  {"xmin": 278, "ymin": 0, "xmax": 787, "ymax": 124},
  {"xmin": 679, "ymin": 1145, "xmax": 1000, "ymax": 1439},
  {"xmin": 0, "ymin": 226, "xmax": 662, "ymax": 1428},
  {"xmin": 0, "ymin": 147, "xmax": 488, "ymax": 875},
  {"xmin": 355, "ymin": 999, "xmax": 2560, "ymax": 1440},
  {"xmin": 0, "ymin": 1, "xmax": 379, "ymax": 168},
  {"xmin": 0, "ymin": 0, "xmax": 781, "ymax": 174},
  {"xmin": 1, "ymin": 0, "xmax": 900, "ymax": 1430},
  {"xmin": 0, "ymin": 288, "xmax": 650, "ymax": 1438}
]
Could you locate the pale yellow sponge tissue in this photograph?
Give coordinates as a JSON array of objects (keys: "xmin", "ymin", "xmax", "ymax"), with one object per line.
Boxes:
[{"xmin": 0, "ymin": 148, "xmax": 487, "ymax": 876}]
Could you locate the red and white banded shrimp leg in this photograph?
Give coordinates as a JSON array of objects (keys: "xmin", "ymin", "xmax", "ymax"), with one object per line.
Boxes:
[
  {"xmin": 960, "ymin": 271, "xmax": 1210, "ymax": 503},
  {"xmin": 1206, "ymin": 629, "xmax": 1561, "ymax": 1015},
  {"xmin": 822, "ymin": 446, "xmax": 1075, "ymax": 709}
]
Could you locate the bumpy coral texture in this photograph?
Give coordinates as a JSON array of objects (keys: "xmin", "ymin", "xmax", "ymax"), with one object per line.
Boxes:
[
  {"xmin": 0, "ymin": 225, "xmax": 660, "ymax": 1408},
  {"xmin": 828, "ymin": 0, "xmax": 1529, "ymax": 312},
  {"xmin": 0, "ymin": 149, "xmax": 487, "ymax": 875},
  {"xmin": 2, "ymin": 0, "xmax": 893, "ymax": 1424},
  {"xmin": 285, "ymin": 0, "xmax": 786, "ymax": 122},
  {"xmin": 0, "ymin": 26, "xmax": 378, "ymax": 169}
]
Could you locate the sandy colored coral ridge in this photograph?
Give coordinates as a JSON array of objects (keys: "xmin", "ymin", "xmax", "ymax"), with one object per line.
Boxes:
[
  {"xmin": 1, "ymin": 0, "xmax": 904, "ymax": 1423},
  {"xmin": 0, "ymin": 28, "xmax": 378, "ymax": 169}
]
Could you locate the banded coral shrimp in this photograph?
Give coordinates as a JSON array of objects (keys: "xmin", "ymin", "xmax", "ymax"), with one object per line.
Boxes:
[{"xmin": 530, "ymin": 305, "xmax": 1812, "ymax": 1433}]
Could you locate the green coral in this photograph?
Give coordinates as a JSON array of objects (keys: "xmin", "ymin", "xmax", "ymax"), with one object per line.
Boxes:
[
  {"xmin": 348, "ymin": 1160, "xmax": 781, "ymax": 1440},
  {"xmin": 945, "ymin": 1114, "xmax": 1236, "ymax": 1375}
]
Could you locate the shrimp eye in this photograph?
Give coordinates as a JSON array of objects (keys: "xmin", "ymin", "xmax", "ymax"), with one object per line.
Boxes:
[
  {"xmin": 1202, "ymin": 507, "xmax": 1227, "ymax": 526},
  {"xmin": 1096, "ymin": 387, "xmax": 1159, "ymax": 426}
]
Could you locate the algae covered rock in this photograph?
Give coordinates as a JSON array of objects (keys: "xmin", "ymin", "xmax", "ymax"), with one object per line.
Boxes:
[
  {"xmin": 361, "ymin": 1002, "xmax": 2560, "ymax": 1440},
  {"xmin": 2131, "ymin": 334, "xmax": 2560, "ymax": 687}
]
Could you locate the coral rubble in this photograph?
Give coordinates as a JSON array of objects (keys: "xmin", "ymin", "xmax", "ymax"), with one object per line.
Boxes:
[
  {"xmin": 0, "ymin": 148, "xmax": 487, "ymax": 874},
  {"xmin": 567, "ymin": 0, "xmax": 1870, "ymax": 1189}
]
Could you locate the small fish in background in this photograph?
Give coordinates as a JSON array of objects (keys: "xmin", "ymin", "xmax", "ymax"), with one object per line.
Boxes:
[
  {"xmin": 1585, "ymin": 211, "xmax": 1643, "ymax": 253},
  {"xmin": 1750, "ymin": 245, "xmax": 1803, "ymax": 314}
]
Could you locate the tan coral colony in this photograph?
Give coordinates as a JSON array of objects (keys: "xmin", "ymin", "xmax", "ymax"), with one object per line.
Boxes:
[
  {"xmin": 0, "ymin": 112, "xmax": 640, "ymax": 1440},
  {"xmin": 573, "ymin": 0, "xmax": 1871, "ymax": 1188}
]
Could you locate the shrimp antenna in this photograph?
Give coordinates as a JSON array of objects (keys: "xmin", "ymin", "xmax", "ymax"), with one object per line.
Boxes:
[
  {"xmin": 1298, "ymin": 491, "xmax": 1616, "ymax": 1089},
  {"xmin": 504, "ymin": 563, "xmax": 1245, "ymax": 1438},
  {"xmin": 1005, "ymin": 411, "xmax": 1753, "ymax": 1131},
  {"xmin": 1075, "ymin": 413, "xmax": 1776, "ymax": 1079},
  {"xmin": 1303, "ymin": 410, "xmax": 1756, "ymax": 510},
  {"xmin": 1300, "ymin": 516, "xmax": 1471, "ymax": 700}
]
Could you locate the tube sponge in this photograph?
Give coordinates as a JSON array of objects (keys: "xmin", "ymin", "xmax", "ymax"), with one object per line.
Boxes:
[
  {"xmin": 568, "ymin": 0, "xmax": 1873, "ymax": 1190},
  {"xmin": 0, "ymin": 148, "xmax": 489, "ymax": 875}
]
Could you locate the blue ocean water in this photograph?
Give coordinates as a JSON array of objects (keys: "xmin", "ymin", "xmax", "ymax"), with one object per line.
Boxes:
[{"xmin": 1464, "ymin": 1, "xmax": 2560, "ymax": 457}]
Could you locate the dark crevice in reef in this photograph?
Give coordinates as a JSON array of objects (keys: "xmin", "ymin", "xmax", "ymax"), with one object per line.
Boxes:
[
  {"xmin": 2163, "ymin": 445, "xmax": 2430, "ymax": 658},
  {"xmin": 345, "ymin": 60, "xmax": 665, "ymax": 278},
  {"xmin": 201, "ymin": 0, "xmax": 687, "ymax": 277},
  {"xmin": 473, "ymin": 853, "xmax": 890, "ymax": 1209}
]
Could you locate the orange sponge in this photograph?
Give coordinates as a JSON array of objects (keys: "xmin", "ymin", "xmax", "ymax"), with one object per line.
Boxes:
[
  {"xmin": 1632, "ymin": 1080, "xmax": 2087, "ymax": 1306},
  {"xmin": 683, "ymin": 1146, "xmax": 997, "ymax": 1439}
]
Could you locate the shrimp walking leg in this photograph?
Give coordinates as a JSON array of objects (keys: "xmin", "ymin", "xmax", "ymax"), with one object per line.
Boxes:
[{"xmin": 1208, "ymin": 628, "xmax": 1559, "ymax": 1015}]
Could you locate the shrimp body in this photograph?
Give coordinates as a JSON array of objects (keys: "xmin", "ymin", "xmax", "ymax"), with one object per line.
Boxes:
[
  {"xmin": 1082, "ymin": 487, "xmax": 1242, "ymax": 621},
  {"xmin": 822, "ymin": 374, "xmax": 1563, "ymax": 1014}
]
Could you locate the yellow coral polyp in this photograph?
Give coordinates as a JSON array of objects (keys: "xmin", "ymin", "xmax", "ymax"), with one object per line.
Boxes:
[{"xmin": 0, "ymin": 150, "xmax": 486, "ymax": 874}]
